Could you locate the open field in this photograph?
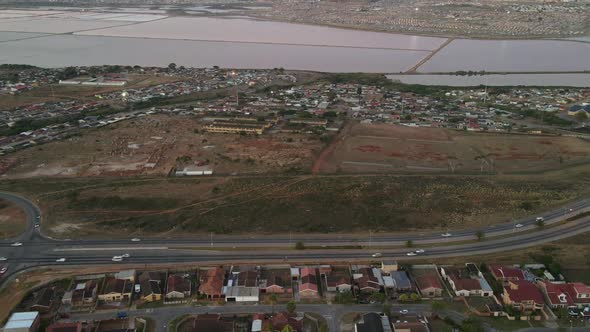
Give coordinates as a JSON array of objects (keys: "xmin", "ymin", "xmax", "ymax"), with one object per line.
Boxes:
[
  {"xmin": 1, "ymin": 165, "xmax": 588, "ymax": 237},
  {"xmin": 319, "ymin": 123, "xmax": 590, "ymax": 174},
  {"xmin": 0, "ymin": 74, "xmax": 182, "ymax": 110},
  {"xmin": 0, "ymin": 198, "xmax": 26, "ymax": 238},
  {"xmin": 3, "ymin": 115, "xmax": 322, "ymax": 178}
]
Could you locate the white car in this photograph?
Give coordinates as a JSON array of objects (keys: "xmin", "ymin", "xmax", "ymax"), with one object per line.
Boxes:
[
  {"xmin": 535, "ymin": 217, "xmax": 544, "ymax": 222},
  {"xmin": 515, "ymin": 223, "xmax": 523, "ymax": 228},
  {"xmin": 400, "ymin": 309, "xmax": 409, "ymax": 314},
  {"xmin": 34, "ymin": 224, "xmax": 40, "ymax": 228},
  {"xmin": 121, "ymin": 253, "xmax": 130, "ymax": 258},
  {"xmin": 441, "ymin": 233, "xmax": 452, "ymax": 237},
  {"xmin": 415, "ymin": 249, "xmax": 425, "ymax": 253},
  {"xmin": 371, "ymin": 253, "xmax": 382, "ymax": 258},
  {"xmin": 112, "ymin": 256, "xmax": 123, "ymax": 262},
  {"xmin": 134, "ymin": 284, "xmax": 141, "ymax": 293},
  {"xmin": 131, "ymin": 238, "xmax": 141, "ymax": 242},
  {"xmin": 55, "ymin": 258, "xmax": 66, "ymax": 262},
  {"xmin": 0, "ymin": 257, "xmax": 6, "ymax": 261},
  {"xmin": 406, "ymin": 252, "xmax": 417, "ymax": 256},
  {"xmin": 10, "ymin": 242, "xmax": 22, "ymax": 247}
]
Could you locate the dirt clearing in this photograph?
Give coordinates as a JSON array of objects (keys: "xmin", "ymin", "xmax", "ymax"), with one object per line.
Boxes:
[{"xmin": 0, "ymin": 198, "xmax": 26, "ymax": 238}]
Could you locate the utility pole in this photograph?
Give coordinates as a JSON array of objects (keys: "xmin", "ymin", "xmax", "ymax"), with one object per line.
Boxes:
[{"xmin": 210, "ymin": 232, "xmax": 213, "ymax": 247}]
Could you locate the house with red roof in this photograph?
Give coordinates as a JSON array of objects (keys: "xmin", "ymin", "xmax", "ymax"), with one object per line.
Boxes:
[
  {"xmin": 415, "ymin": 274, "xmax": 443, "ymax": 298},
  {"xmin": 299, "ymin": 267, "xmax": 318, "ymax": 298},
  {"xmin": 489, "ymin": 264, "xmax": 526, "ymax": 284},
  {"xmin": 198, "ymin": 267, "xmax": 225, "ymax": 299},
  {"xmin": 502, "ymin": 280, "xmax": 545, "ymax": 311},
  {"xmin": 440, "ymin": 267, "xmax": 493, "ymax": 297},
  {"xmin": 538, "ymin": 282, "xmax": 590, "ymax": 309},
  {"xmin": 166, "ymin": 275, "xmax": 192, "ymax": 300}
]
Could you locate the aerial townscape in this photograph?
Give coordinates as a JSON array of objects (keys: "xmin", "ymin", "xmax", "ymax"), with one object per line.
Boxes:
[{"xmin": 0, "ymin": 0, "xmax": 590, "ymax": 332}]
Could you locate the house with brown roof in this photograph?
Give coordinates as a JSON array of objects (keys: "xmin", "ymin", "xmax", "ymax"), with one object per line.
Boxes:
[
  {"xmin": 63, "ymin": 280, "xmax": 98, "ymax": 306},
  {"xmin": 185, "ymin": 314, "xmax": 234, "ymax": 332},
  {"xmin": 199, "ymin": 267, "xmax": 226, "ymax": 299},
  {"xmin": 440, "ymin": 267, "xmax": 493, "ymax": 297},
  {"xmin": 259, "ymin": 268, "xmax": 292, "ymax": 294},
  {"xmin": 271, "ymin": 312, "xmax": 303, "ymax": 332},
  {"xmin": 325, "ymin": 271, "xmax": 352, "ymax": 293},
  {"xmin": 414, "ymin": 274, "xmax": 443, "ymax": 298},
  {"xmin": 98, "ymin": 277, "xmax": 132, "ymax": 303},
  {"xmin": 45, "ymin": 322, "xmax": 91, "ymax": 332},
  {"xmin": 502, "ymin": 280, "xmax": 545, "ymax": 311},
  {"xmin": 538, "ymin": 281, "xmax": 590, "ymax": 309},
  {"xmin": 139, "ymin": 271, "xmax": 164, "ymax": 303},
  {"xmin": 299, "ymin": 267, "xmax": 319, "ymax": 298},
  {"xmin": 166, "ymin": 275, "xmax": 192, "ymax": 300},
  {"xmin": 353, "ymin": 268, "xmax": 382, "ymax": 293}
]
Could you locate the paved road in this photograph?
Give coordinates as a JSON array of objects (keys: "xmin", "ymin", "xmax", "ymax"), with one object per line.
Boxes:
[
  {"xmin": 1, "ymin": 192, "xmax": 590, "ymax": 272},
  {"xmin": 66, "ymin": 303, "xmax": 431, "ymax": 332}
]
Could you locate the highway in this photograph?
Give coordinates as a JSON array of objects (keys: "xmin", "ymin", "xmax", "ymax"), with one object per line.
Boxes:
[{"xmin": 1, "ymin": 191, "xmax": 590, "ymax": 274}]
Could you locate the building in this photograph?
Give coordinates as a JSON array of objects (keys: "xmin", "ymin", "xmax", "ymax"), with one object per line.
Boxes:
[
  {"xmin": 539, "ymin": 281, "xmax": 590, "ymax": 309},
  {"xmin": 440, "ymin": 267, "xmax": 493, "ymax": 297},
  {"xmin": 392, "ymin": 320, "xmax": 430, "ymax": 332},
  {"xmin": 489, "ymin": 264, "xmax": 525, "ymax": 284},
  {"xmin": 299, "ymin": 267, "xmax": 319, "ymax": 297},
  {"xmin": 204, "ymin": 121, "xmax": 269, "ymax": 135},
  {"xmin": 2, "ymin": 312, "xmax": 40, "ymax": 332},
  {"xmin": 199, "ymin": 267, "xmax": 225, "ymax": 299},
  {"xmin": 45, "ymin": 322, "xmax": 90, "ymax": 332},
  {"xmin": 387, "ymin": 271, "xmax": 413, "ymax": 293},
  {"xmin": 381, "ymin": 261, "xmax": 399, "ymax": 274},
  {"xmin": 225, "ymin": 268, "xmax": 260, "ymax": 302},
  {"xmin": 355, "ymin": 313, "xmax": 392, "ymax": 332},
  {"xmin": 353, "ymin": 267, "xmax": 382, "ymax": 293},
  {"xmin": 502, "ymin": 280, "xmax": 545, "ymax": 311},
  {"xmin": 175, "ymin": 165, "xmax": 213, "ymax": 176},
  {"xmin": 114, "ymin": 270, "xmax": 136, "ymax": 282},
  {"xmin": 325, "ymin": 271, "xmax": 352, "ymax": 293},
  {"xmin": 98, "ymin": 277, "xmax": 132, "ymax": 303},
  {"xmin": 188, "ymin": 314, "xmax": 234, "ymax": 332},
  {"xmin": 139, "ymin": 272, "xmax": 164, "ymax": 302},
  {"xmin": 166, "ymin": 275, "xmax": 192, "ymax": 300},
  {"xmin": 63, "ymin": 280, "xmax": 98, "ymax": 306},
  {"xmin": 414, "ymin": 274, "xmax": 443, "ymax": 298},
  {"xmin": 259, "ymin": 268, "xmax": 292, "ymax": 294}
]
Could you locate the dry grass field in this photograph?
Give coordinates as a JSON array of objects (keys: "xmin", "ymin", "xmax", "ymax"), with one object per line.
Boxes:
[
  {"xmin": 320, "ymin": 123, "xmax": 590, "ymax": 174},
  {"xmin": 3, "ymin": 115, "xmax": 322, "ymax": 178},
  {"xmin": 0, "ymin": 198, "xmax": 26, "ymax": 238}
]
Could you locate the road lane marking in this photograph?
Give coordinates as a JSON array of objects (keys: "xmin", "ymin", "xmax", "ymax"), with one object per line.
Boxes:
[{"xmin": 54, "ymin": 247, "xmax": 168, "ymax": 251}]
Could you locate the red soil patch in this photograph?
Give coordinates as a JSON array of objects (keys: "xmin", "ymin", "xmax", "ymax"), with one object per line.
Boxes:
[{"xmin": 355, "ymin": 145, "xmax": 383, "ymax": 153}]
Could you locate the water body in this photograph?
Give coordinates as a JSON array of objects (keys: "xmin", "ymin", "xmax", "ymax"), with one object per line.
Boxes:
[
  {"xmin": 0, "ymin": 33, "xmax": 429, "ymax": 73},
  {"xmin": 418, "ymin": 39, "xmax": 590, "ymax": 73},
  {"xmin": 387, "ymin": 74, "xmax": 590, "ymax": 87},
  {"xmin": 1, "ymin": 9, "xmax": 590, "ymax": 74}
]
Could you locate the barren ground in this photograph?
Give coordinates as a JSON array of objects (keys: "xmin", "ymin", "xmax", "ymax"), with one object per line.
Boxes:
[{"xmin": 0, "ymin": 198, "xmax": 26, "ymax": 238}]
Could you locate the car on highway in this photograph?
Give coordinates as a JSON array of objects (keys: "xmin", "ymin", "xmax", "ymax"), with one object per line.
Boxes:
[
  {"xmin": 55, "ymin": 258, "xmax": 66, "ymax": 262},
  {"xmin": 34, "ymin": 224, "xmax": 40, "ymax": 228},
  {"xmin": 441, "ymin": 233, "xmax": 452, "ymax": 237},
  {"xmin": 399, "ymin": 309, "xmax": 409, "ymax": 314},
  {"xmin": 515, "ymin": 223, "xmax": 523, "ymax": 228},
  {"xmin": 131, "ymin": 238, "xmax": 141, "ymax": 242},
  {"xmin": 121, "ymin": 253, "xmax": 130, "ymax": 258},
  {"xmin": 536, "ymin": 217, "xmax": 544, "ymax": 222},
  {"xmin": 112, "ymin": 256, "xmax": 123, "ymax": 262},
  {"xmin": 415, "ymin": 249, "xmax": 425, "ymax": 253},
  {"xmin": 406, "ymin": 252, "xmax": 417, "ymax": 256},
  {"xmin": 0, "ymin": 257, "xmax": 6, "ymax": 261},
  {"xmin": 0, "ymin": 267, "xmax": 7, "ymax": 275},
  {"xmin": 371, "ymin": 253, "xmax": 382, "ymax": 258},
  {"xmin": 10, "ymin": 242, "xmax": 22, "ymax": 247},
  {"xmin": 36, "ymin": 216, "xmax": 40, "ymax": 220}
]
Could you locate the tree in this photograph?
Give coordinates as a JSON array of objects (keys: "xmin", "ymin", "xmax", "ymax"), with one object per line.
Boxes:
[
  {"xmin": 168, "ymin": 62, "xmax": 177, "ymax": 70},
  {"xmin": 410, "ymin": 293, "xmax": 421, "ymax": 302},
  {"xmin": 269, "ymin": 293, "xmax": 278, "ymax": 314},
  {"xmin": 575, "ymin": 111, "xmax": 588, "ymax": 122},
  {"xmin": 406, "ymin": 240, "xmax": 413, "ymax": 248},
  {"xmin": 281, "ymin": 325, "xmax": 294, "ymax": 332},
  {"xmin": 369, "ymin": 292, "xmax": 387, "ymax": 304},
  {"xmin": 286, "ymin": 301, "xmax": 296, "ymax": 313},
  {"xmin": 398, "ymin": 294, "xmax": 409, "ymax": 302},
  {"xmin": 475, "ymin": 230, "xmax": 485, "ymax": 241},
  {"xmin": 295, "ymin": 241, "xmax": 305, "ymax": 250}
]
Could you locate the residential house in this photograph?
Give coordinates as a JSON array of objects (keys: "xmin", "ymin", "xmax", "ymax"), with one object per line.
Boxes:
[
  {"xmin": 539, "ymin": 282, "xmax": 590, "ymax": 309},
  {"xmin": 381, "ymin": 261, "xmax": 398, "ymax": 275},
  {"xmin": 489, "ymin": 264, "xmax": 526, "ymax": 284},
  {"xmin": 225, "ymin": 267, "xmax": 259, "ymax": 302},
  {"xmin": 353, "ymin": 268, "xmax": 382, "ymax": 293},
  {"xmin": 139, "ymin": 272, "xmax": 164, "ymax": 302},
  {"xmin": 29, "ymin": 287, "xmax": 54, "ymax": 314},
  {"xmin": 98, "ymin": 277, "xmax": 132, "ymax": 303},
  {"xmin": 414, "ymin": 275, "xmax": 443, "ymax": 298},
  {"xmin": 502, "ymin": 280, "xmax": 545, "ymax": 311},
  {"xmin": 165, "ymin": 275, "xmax": 192, "ymax": 300},
  {"xmin": 271, "ymin": 312, "xmax": 303, "ymax": 332},
  {"xmin": 355, "ymin": 313, "xmax": 392, "ymax": 332},
  {"xmin": 114, "ymin": 270, "xmax": 136, "ymax": 282},
  {"xmin": 440, "ymin": 267, "xmax": 493, "ymax": 297},
  {"xmin": 187, "ymin": 314, "xmax": 234, "ymax": 332},
  {"xmin": 199, "ymin": 267, "xmax": 225, "ymax": 299},
  {"xmin": 46, "ymin": 322, "xmax": 91, "ymax": 332},
  {"xmin": 63, "ymin": 280, "xmax": 98, "ymax": 306},
  {"xmin": 392, "ymin": 321, "xmax": 430, "ymax": 332},
  {"xmin": 259, "ymin": 268, "xmax": 292, "ymax": 294},
  {"xmin": 325, "ymin": 271, "xmax": 352, "ymax": 293},
  {"xmin": 2, "ymin": 312, "xmax": 40, "ymax": 332},
  {"xmin": 299, "ymin": 267, "xmax": 319, "ymax": 298},
  {"xmin": 385, "ymin": 271, "xmax": 413, "ymax": 293}
]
